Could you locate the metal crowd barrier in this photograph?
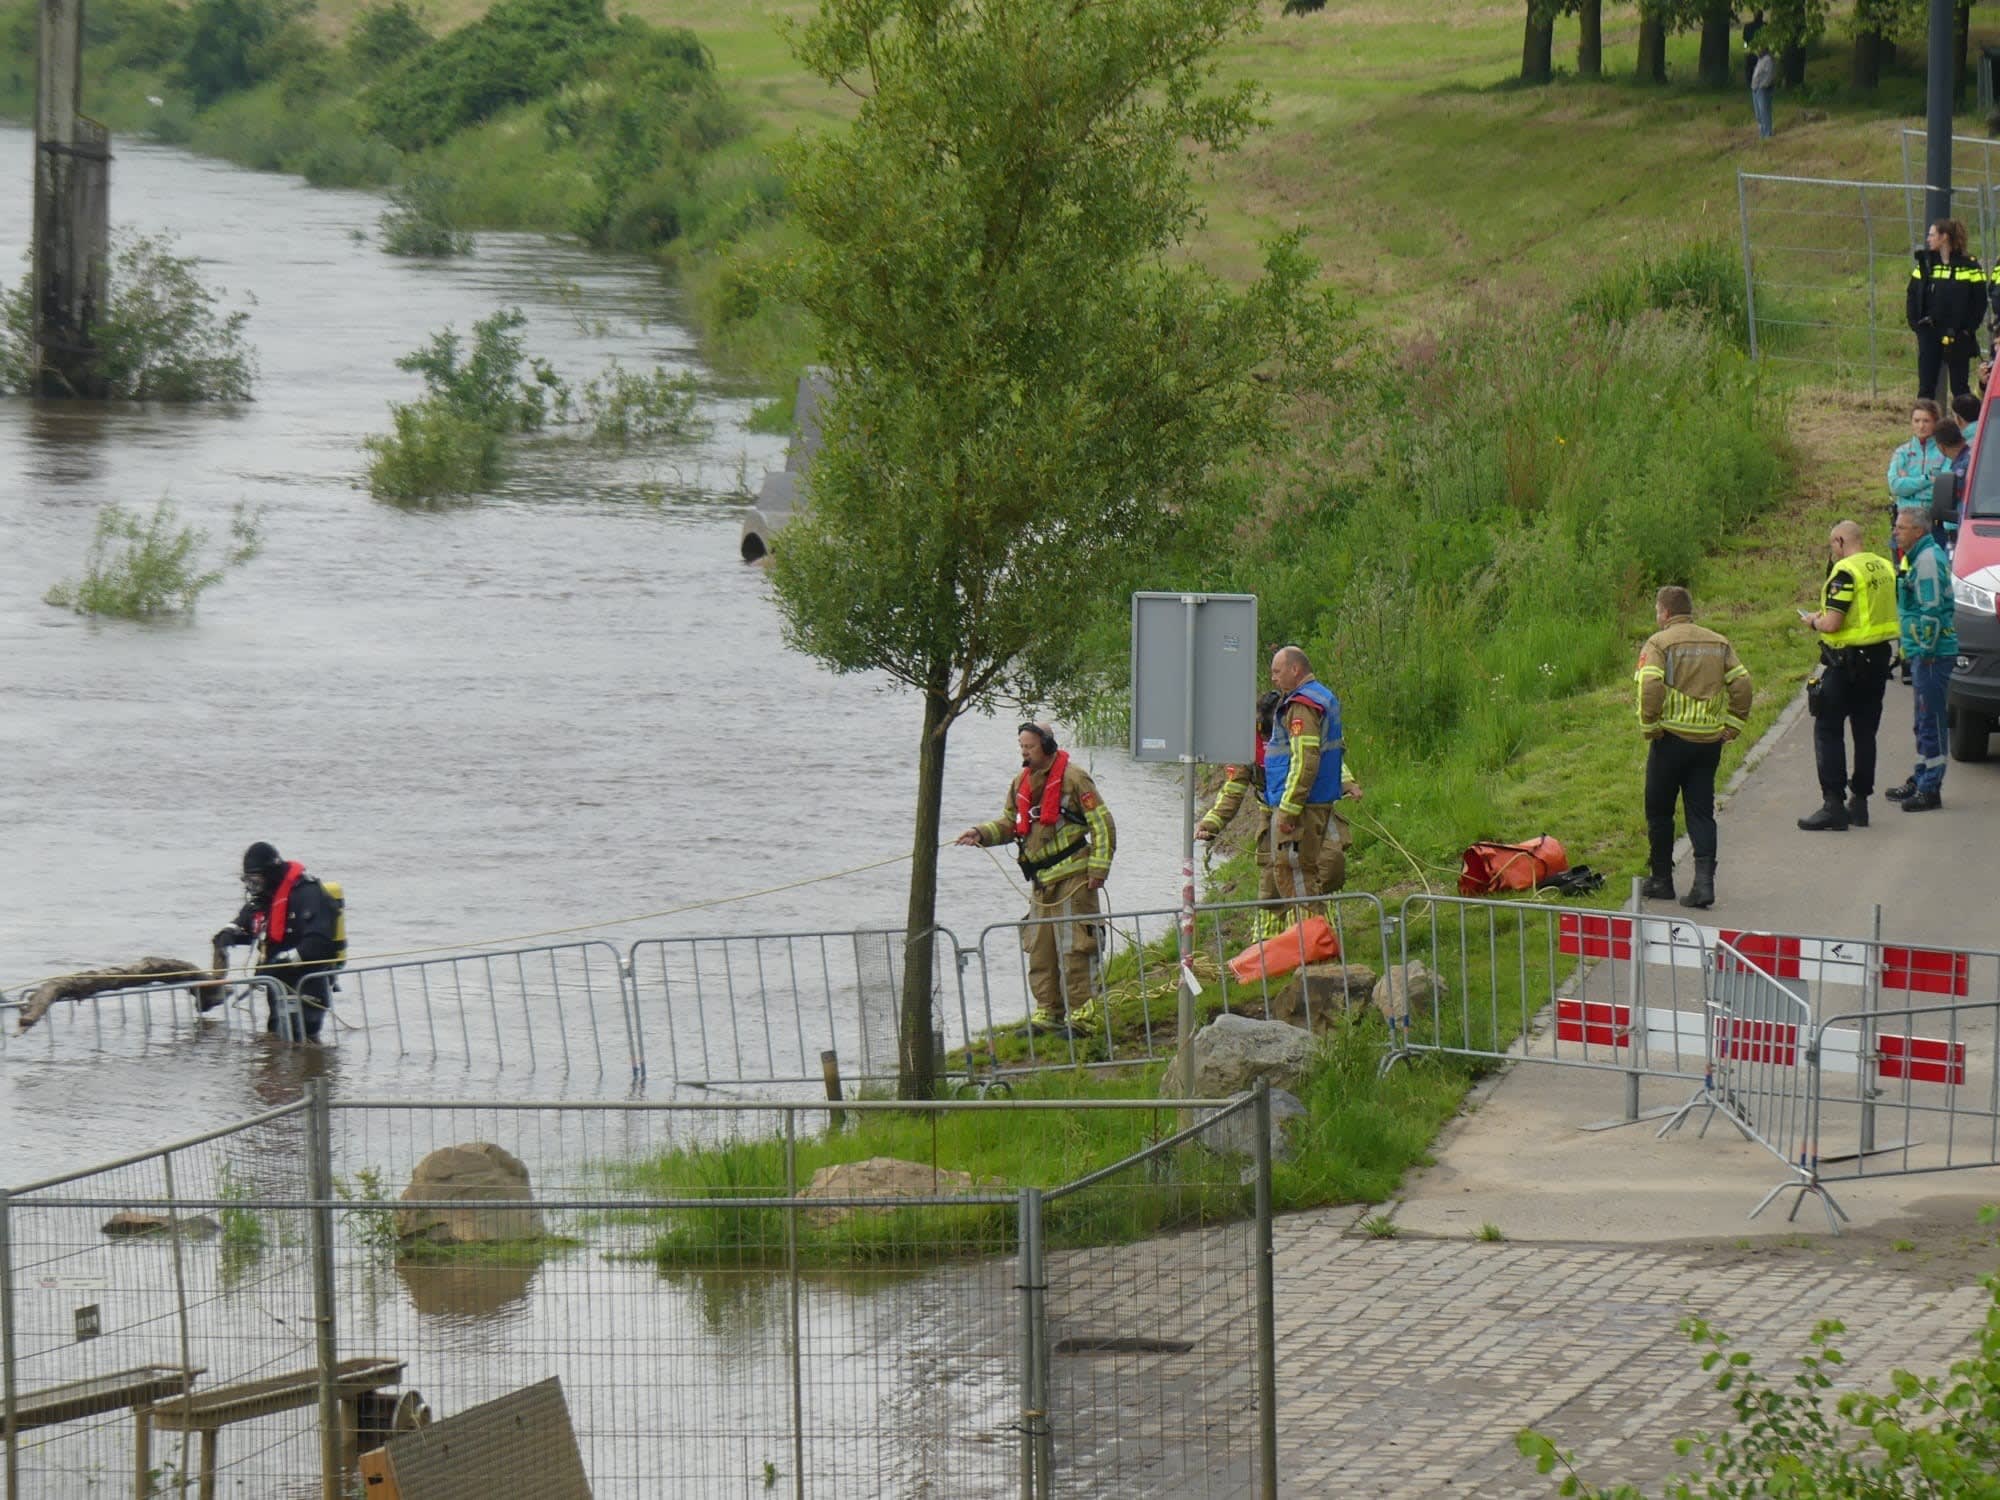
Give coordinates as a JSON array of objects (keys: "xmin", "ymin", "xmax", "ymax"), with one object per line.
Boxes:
[
  {"xmin": 969, "ymin": 893, "xmax": 1392, "ymax": 1075},
  {"xmin": 0, "ymin": 974, "xmax": 289, "ymax": 1055},
  {"xmin": 624, "ymin": 926, "xmax": 968, "ymax": 1089},
  {"xmin": 1658, "ymin": 936, "xmax": 1836, "ymax": 1229},
  {"xmin": 329, "ymin": 940, "xmax": 633, "ymax": 1075}
]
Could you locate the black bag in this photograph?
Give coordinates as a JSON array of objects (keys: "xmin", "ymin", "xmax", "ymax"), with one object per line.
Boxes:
[{"xmin": 1805, "ymin": 664, "xmax": 1826, "ymax": 718}]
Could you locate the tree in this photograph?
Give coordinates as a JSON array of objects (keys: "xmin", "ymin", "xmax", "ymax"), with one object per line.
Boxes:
[
  {"xmin": 769, "ymin": 0, "xmax": 1352, "ymax": 1098},
  {"xmin": 1577, "ymin": 0, "xmax": 1603, "ymax": 78},
  {"xmin": 1852, "ymin": 0, "xmax": 1910, "ymax": 89},
  {"xmin": 1764, "ymin": 0, "xmax": 1830, "ymax": 87},
  {"xmin": 1634, "ymin": 0, "xmax": 1695, "ymax": 83},
  {"xmin": 1696, "ymin": 0, "xmax": 1733, "ymax": 86},
  {"xmin": 1522, "ymin": 0, "xmax": 1557, "ymax": 83}
]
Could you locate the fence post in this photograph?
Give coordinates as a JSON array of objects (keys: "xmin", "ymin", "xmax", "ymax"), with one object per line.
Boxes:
[
  {"xmin": 2, "ymin": 1189, "xmax": 17, "ymax": 1500},
  {"xmin": 304, "ymin": 1080, "xmax": 340, "ymax": 1500},
  {"xmin": 1252, "ymin": 1082, "xmax": 1278, "ymax": 1500},
  {"xmin": 784, "ymin": 1109, "xmax": 805, "ymax": 1500},
  {"xmin": 1861, "ymin": 185, "xmax": 1880, "ymax": 397},
  {"xmin": 1017, "ymin": 1187, "xmax": 1049, "ymax": 1499},
  {"xmin": 1860, "ymin": 903, "xmax": 1882, "ymax": 1156},
  {"xmin": 1737, "ymin": 171, "xmax": 1760, "ymax": 361},
  {"xmin": 1623, "ymin": 878, "xmax": 1643, "ymax": 1122}
]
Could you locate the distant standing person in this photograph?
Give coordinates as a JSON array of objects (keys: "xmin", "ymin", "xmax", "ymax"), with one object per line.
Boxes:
[
  {"xmin": 1635, "ymin": 586, "xmax": 1754, "ymax": 910},
  {"xmin": 1795, "ymin": 521, "xmax": 1898, "ymax": 832},
  {"xmin": 1888, "ymin": 505, "xmax": 1958, "ymax": 812},
  {"xmin": 956, "ymin": 723, "xmax": 1115, "ymax": 1034},
  {"xmin": 1887, "ymin": 400, "xmax": 1947, "ymax": 561},
  {"xmin": 1750, "ymin": 47, "xmax": 1776, "ymax": 139},
  {"xmin": 1908, "ymin": 219, "xmax": 1986, "ymax": 402}
]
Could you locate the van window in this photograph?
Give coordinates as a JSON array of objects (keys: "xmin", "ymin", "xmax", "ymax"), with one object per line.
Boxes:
[{"xmin": 1972, "ymin": 434, "xmax": 2000, "ymax": 518}]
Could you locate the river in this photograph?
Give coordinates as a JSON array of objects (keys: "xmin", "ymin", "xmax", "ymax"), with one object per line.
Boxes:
[{"xmin": 0, "ymin": 125, "xmax": 1185, "ymax": 1180}]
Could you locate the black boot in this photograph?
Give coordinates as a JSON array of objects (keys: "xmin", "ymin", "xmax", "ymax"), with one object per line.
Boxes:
[
  {"xmin": 1847, "ymin": 794, "xmax": 1869, "ymax": 827},
  {"xmin": 1796, "ymin": 800, "xmax": 1849, "ymax": 831},
  {"xmin": 1885, "ymin": 779, "xmax": 1919, "ymax": 802},
  {"xmin": 1901, "ymin": 789, "xmax": 1944, "ymax": 812},
  {"xmin": 1680, "ymin": 858, "xmax": 1716, "ymax": 909},
  {"xmin": 1640, "ymin": 872, "xmax": 1675, "ymax": 900}
]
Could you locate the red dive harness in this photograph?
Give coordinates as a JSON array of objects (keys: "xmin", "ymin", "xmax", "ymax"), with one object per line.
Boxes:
[{"xmin": 259, "ymin": 861, "xmax": 306, "ymax": 947}]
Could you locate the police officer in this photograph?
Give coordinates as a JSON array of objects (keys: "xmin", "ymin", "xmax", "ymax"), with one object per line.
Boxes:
[
  {"xmin": 214, "ymin": 841, "xmax": 342, "ymax": 1040},
  {"xmin": 1195, "ymin": 689, "xmax": 1361, "ymax": 903},
  {"xmin": 1909, "ymin": 218, "xmax": 1987, "ymax": 402},
  {"xmin": 1797, "ymin": 520, "xmax": 1899, "ymax": 831},
  {"xmin": 1635, "ymin": 588, "xmax": 1754, "ymax": 910},
  {"xmin": 956, "ymin": 725, "xmax": 1115, "ymax": 1034}
]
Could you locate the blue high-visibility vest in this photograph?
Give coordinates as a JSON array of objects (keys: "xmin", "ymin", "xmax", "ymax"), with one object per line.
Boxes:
[{"xmin": 1262, "ymin": 680, "xmax": 1344, "ymax": 809}]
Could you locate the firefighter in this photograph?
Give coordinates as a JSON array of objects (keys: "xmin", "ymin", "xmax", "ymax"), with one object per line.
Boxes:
[
  {"xmin": 956, "ymin": 724, "xmax": 1115, "ymax": 1034},
  {"xmin": 214, "ymin": 841, "xmax": 345, "ymax": 1040},
  {"xmin": 1796, "ymin": 520, "xmax": 1899, "ymax": 832},
  {"xmin": 1246, "ymin": 646, "xmax": 1348, "ymax": 936},
  {"xmin": 1635, "ymin": 588, "xmax": 1754, "ymax": 910},
  {"xmin": 1195, "ymin": 690, "xmax": 1362, "ymax": 902}
]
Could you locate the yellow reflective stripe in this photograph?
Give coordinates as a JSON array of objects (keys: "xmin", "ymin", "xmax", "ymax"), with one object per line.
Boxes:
[
  {"xmin": 1723, "ymin": 713, "xmax": 1749, "ymax": 733},
  {"xmin": 1635, "ymin": 665, "xmax": 1665, "ymax": 681},
  {"xmin": 1085, "ymin": 804, "xmax": 1113, "ymax": 870},
  {"xmin": 1723, "ymin": 664, "xmax": 1749, "ymax": 683},
  {"xmin": 1657, "ymin": 686, "xmax": 1727, "ymax": 733},
  {"xmin": 1280, "ymin": 732, "xmax": 1319, "ymax": 813}
]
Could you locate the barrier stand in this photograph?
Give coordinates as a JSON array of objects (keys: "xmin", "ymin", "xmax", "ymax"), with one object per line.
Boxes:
[{"xmin": 1658, "ymin": 937, "xmax": 1849, "ymax": 1233}]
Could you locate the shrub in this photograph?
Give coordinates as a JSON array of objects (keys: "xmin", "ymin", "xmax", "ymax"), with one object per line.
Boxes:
[
  {"xmin": 363, "ymin": 0, "xmax": 618, "ymax": 150},
  {"xmin": 46, "ymin": 501, "xmax": 263, "ymax": 618},
  {"xmin": 347, "ymin": 0, "xmax": 431, "ymax": 73},
  {"xmin": 379, "ymin": 171, "xmax": 472, "ymax": 256},
  {"xmin": 176, "ymin": 0, "xmax": 298, "ymax": 107},
  {"xmin": 363, "ymin": 307, "xmax": 559, "ymax": 501},
  {"xmin": 0, "ymin": 232, "xmax": 257, "ymax": 400},
  {"xmin": 564, "ymin": 361, "xmax": 703, "ymax": 445}
]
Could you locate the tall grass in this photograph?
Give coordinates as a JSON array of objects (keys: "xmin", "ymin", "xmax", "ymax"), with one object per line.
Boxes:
[{"xmin": 45, "ymin": 501, "xmax": 264, "ymax": 618}]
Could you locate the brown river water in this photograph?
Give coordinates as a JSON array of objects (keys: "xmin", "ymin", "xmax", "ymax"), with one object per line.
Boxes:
[{"xmin": 0, "ymin": 126, "xmax": 1186, "ymax": 1179}]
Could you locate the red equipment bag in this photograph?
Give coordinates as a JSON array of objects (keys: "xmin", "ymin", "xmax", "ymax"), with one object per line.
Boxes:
[
  {"xmin": 1457, "ymin": 836, "xmax": 1569, "ymax": 895},
  {"xmin": 1227, "ymin": 916, "xmax": 1342, "ymax": 984}
]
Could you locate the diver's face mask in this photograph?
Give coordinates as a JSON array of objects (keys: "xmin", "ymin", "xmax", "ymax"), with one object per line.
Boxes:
[{"xmin": 243, "ymin": 869, "xmax": 274, "ymax": 901}]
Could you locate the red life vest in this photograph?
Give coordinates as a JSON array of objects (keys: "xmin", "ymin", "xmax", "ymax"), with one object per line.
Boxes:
[
  {"xmin": 1014, "ymin": 751, "xmax": 1071, "ymax": 837},
  {"xmin": 259, "ymin": 861, "xmax": 306, "ymax": 946}
]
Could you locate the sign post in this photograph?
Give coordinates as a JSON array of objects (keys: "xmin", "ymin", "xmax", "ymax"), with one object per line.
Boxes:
[{"xmin": 1131, "ymin": 593, "xmax": 1257, "ymax": 1091}]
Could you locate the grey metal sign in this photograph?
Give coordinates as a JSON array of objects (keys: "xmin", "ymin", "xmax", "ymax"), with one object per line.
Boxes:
[{"xmin": 1129, "ymin": 593, "xmax": 1258, "ymax": 765}]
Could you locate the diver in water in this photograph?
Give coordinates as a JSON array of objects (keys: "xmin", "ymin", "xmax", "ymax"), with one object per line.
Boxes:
[{"xmin": 213, "ymin": 841, "xmax": 345, "ymax": 1041}]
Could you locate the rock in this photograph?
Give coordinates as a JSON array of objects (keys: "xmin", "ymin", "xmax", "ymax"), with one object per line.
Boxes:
[
  {"xmin": 1283, "ymin": 963, "xmax": 1378, "ymax": 1029},
  {"xmin": 101, "ymin": 1211, "xmax": 221, "ymax": 1239},
  {"xmin": 396, "ymin": 1143, "xmax": 545, "ymax": 1246},
  {"xmin": 1196, "ymin": 1088, "xmax": 1310, "ymax": 1163},
  {"xmin": 799, "ymin": 1156, "xmax": 988, "ymax": 1227},
  {"xmin": 1171, "ymin": 1013, "xmax": 1317, "ymax": 1097},
  {"xmin": 1371, "ymin": 962, "xmax": 1445, "ymax": 1024}
]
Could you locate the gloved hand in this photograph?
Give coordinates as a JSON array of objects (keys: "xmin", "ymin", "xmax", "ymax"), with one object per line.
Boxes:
[{"xmin": 213, "ymin": 927, "xmax": 248, "ymax": 948}]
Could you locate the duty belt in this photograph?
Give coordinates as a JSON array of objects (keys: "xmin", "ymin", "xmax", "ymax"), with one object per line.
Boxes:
[{"xmin": 1018, "ymin": 837, "xmax": 1089, "ymax": 885}]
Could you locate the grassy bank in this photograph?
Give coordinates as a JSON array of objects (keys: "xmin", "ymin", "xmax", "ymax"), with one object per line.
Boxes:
[{"xmin": 612, "ymin": 1030, "xmax": 1469, "ymax": 1267}]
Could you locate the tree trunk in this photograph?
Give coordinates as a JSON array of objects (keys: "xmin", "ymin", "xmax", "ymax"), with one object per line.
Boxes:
[
  {"xmin": 896, "ymin": 671, "xmax": 953, "ymax": 1100},
  {"xmin": 1521, "ymin": 1, "xmax": 1554, "ymax": 84},
  {"xmin": 1697, "ymin": 0, "xmax": 1733, "ymax": 87},
  {"xmin": 1576, "ymin": 0, "xmax": 1602, "ymax": 78},
  {"xmin": 1853, "ymin": 25, "xmax": 1884, "ymax": 91},
  {"xmin": 1781, "ymin": 43, "xmax": 1806, "ymax": 88},
  {"xmin": 1636, "ymin": 13, "xmax": 1667, "ymax": 82}
]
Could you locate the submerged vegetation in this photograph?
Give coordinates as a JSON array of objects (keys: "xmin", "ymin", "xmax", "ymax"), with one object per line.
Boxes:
[
  {"xmin": 1, "ymin": 232, "xmax": 257, "ymax": 400},
  {"xmin": 364, "ymin": 307, "xmax": 708, "ymax": 502},
  {"xmin": 46, "ymin": 500, "xmax": 264, "ymax": 618}
]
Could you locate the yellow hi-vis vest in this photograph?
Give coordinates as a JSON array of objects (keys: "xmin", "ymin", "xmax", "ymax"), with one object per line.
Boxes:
[{"xmin": 1821, "ymin": 552, "xmax": 1900, "ymax": 649}]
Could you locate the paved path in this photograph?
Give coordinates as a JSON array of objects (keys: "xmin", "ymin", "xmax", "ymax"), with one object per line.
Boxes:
[
  {"xmin": 1272, "ymin": 1217, "xmax": 1991, "ymax": 1497},
  {"xmin": 1264, "ymin": 690, "xmax": 2000, "ymax": 1494}
]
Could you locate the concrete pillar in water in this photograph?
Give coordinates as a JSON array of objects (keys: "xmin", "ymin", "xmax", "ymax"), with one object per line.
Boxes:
[{"xmin": 32, "ymin": 0, "xmax": 111, "ymax": 398}]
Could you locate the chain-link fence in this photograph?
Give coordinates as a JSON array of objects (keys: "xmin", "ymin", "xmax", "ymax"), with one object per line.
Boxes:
[
  {"xmin": 1737, "ymin": 170, "xmax": 1995, "ymax": 393},
  {"xmin": 2, "ymin": 1088, "xmax": 1278, "ymax": 1498}
]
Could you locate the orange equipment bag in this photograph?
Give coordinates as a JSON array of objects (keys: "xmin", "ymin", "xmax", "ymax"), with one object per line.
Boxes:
[
  {"xmin": 1458, "ymin": 836, "xmax": 1569, "ymax": 896},
  {"xmin": 1227, "ymin": 916, "xmax": 1341, "ymax": 985}
]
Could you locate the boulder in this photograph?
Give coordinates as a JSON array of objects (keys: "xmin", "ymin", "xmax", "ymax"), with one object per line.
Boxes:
[
  {"xmin": 397, "ymin": 1143, "xmax": 544, "ymax": 1246},
  {"xmin": 1281, "ymin": 963, "xmax": 1378, "ymax": 1029},
  {"xmin": 1196, "ymin": 1088, "xmax": 1310, "ymax": 1164},
  {"xmin": 1171, "ymin": 1013, "xmax": 1317, "ymax": 1098},
  {"xmin": 799, "ymin": 1156, "xmax": 987, "ymax": 1227},
  {"xmin": 1371, "ymin": 962, "xmax": 1446, "ymax": 1024}
]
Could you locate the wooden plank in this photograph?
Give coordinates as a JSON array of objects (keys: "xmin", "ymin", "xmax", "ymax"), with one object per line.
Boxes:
[
  {"xmin": 149, "ymin": 1359, "xmax": 403, "ymax": 1433},
  {"xmin": 10, "ymin": 1365, "xmax": 199, "ymax": 1432},
  {"xmin": 365, "ymin": 1378, "xmax": 590, "ymax": 1500}
]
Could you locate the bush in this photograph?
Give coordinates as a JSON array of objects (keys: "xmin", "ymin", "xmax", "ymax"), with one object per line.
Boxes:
[
  {"xmin": 176, "ymin": 0, "xmax": 298, "ymax": 107},
  {"xmin": 46, "ymin": 501, "xmax": 263, "ymax": 618},
  {"xmin": 563, "ymin": 361, "xmax": 703, "ymax": 445},
  {"xmin": 0, "ymin": 231, "xmax": 257, "ymax": 400},
  {"xmin": 347, "ymin": 0, "xmax": 431, "ymax": 73},
  {"xmin": 363, "ymin": 0, "xmax": 617, "ymax": 151},
  {"xmin": 378, "ymin": 171, "xmax": 472, "ymax": 256},
  {"xmin": 363, "ymin": 307, "xmax": 559, "ymax": 501}
]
